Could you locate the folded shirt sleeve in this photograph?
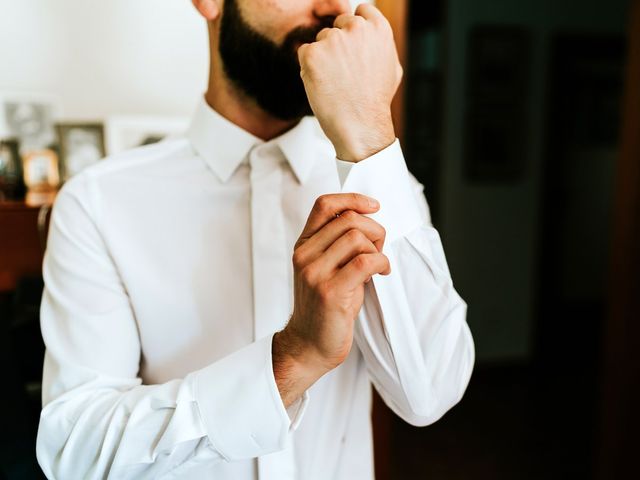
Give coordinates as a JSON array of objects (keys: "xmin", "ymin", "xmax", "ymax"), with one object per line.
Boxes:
[
  {"xmin": 36, "ymin": 174, "xmax": 305, "ymax": 479},
  {"xmin": 335, "ymin": 139, "xmax": 475, "ymax": 427}
]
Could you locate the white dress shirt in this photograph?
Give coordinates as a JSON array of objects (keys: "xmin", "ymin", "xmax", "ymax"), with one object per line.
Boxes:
[{"xmin": 36, "ymin": 98, "xmax": 474, "ymax": 479}]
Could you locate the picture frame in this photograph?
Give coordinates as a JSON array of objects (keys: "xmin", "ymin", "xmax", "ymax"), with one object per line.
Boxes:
[
  {"xmin": 463, "ymin": 26, "xmax": 532, "ymax": 183},
  {"xmin": 105, "ymin": 115, "xmax": 190, "ymax": 155},
  {"xmin": 0, "ymin": 138, "xmax": 26, "ymax": 200},
  {"xmin": 22, "ymin": 149, "xmax": 60, "ymax": 192},
  {"xmin": 0, "ymin": 92, "xmax": 62, "ymax": 153},
  {"xmin": 56, "ymin": 122, "xmax": 106, "ymax": 182}
]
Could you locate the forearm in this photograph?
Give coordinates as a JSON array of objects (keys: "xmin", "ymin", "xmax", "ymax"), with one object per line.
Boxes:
[
  {"xmin": 37, "ymin": 364, "xmax": 219, "ymax": 479},
  {"xmin": 332, "ymin": 135, "xmax": 474, "ymax": 425},
  {"xmin": 39, "ymin": 334, "xmax": 301, "ymax": 478},
  {"xmin": 355, "ymin": 260, "xmax": 474, "ymax": 426}
]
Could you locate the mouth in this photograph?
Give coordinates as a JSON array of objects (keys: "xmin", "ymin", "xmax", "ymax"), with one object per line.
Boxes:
[{"xmin": 284, "ymin": 24, "xmax": 328, "ymax": 56}]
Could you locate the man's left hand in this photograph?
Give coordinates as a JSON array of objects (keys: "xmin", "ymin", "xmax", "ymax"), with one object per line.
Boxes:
[{"xmin": 297, "ymin": 3, "xmax": 402, "ymax": 163}]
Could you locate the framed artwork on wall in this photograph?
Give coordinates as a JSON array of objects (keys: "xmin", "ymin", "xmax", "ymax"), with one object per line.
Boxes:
[
  {"xmin": 463, "ymin": 26, "xmax": 532, "ymax": 183},
  {"xmin": 0, "ymin": 92, "xmax": 62, "ymax": 153},
  {"xmin": 56, "ymin": 122, "xmax": 106, "ymax": 182}
]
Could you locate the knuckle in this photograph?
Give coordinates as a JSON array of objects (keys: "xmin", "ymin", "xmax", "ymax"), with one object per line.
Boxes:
[
  {"xmin": 346, "ymin": 228, "xmax": 366, "ymax": 243},
  {"xmin": 303, "ymin": 44, "xmax": 320, "ymax": 64},
  {"xmin": 292, "ymin": 249, "xmax": 305, "ymax": 269},
  {"xmin": 340, "ymin": 209, "xmax": 358, "ymax": 223},
  {"xmin": 353, "ymin": 254, "xmax": 371, "ymax": 270},
  {"xmin": 316, "ymin": 281, "xmax": 336, "ymax": 304},
  {"xmin": 315, "ymin": 194, "xmax": 331, "ymax": 213},
  {"xmin": 350, "ymin": 16, "xmax": 366, "ymax": 28},
  {"xmin": 382, "ymin": 255, "xmax": 391, "ymax": 273},
  {"xmin": 316, "ymin": 27, "xmax": 330, "ymax": 41},
  {"xmin": 298, "ymin": 44, "xmax": 310, "ymax": 62},
  {"xmin": 300, "ymin": 265, "xmax": 318, "ymax": 285}
]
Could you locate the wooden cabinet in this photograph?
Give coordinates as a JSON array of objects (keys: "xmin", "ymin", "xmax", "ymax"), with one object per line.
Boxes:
[{"xmin": 0, "ymin": 201, "xmax": 52, "ymax": 293}]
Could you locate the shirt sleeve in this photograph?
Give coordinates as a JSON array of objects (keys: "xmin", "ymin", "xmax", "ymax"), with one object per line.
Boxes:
[
  {"xmin": 335, "ymin": 139, "xmax": 475, "ymax": 427},
  {"xmin": 36, "ymin": 174, "xmax": 306, "ymax": 479}
]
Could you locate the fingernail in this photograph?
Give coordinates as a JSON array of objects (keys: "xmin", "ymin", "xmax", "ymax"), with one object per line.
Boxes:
[{"xmin": 368, "ymin": 197, "xmax": 379, "ymax": 208}]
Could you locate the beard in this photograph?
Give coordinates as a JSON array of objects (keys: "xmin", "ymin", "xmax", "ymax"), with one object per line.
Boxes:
[{"xmin": 219, "ymin": 0, "xmax": 335, "ymax": 121}]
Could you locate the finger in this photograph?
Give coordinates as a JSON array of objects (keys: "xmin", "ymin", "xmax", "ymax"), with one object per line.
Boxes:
[
  {"xmin": 297, "ymin": 42, "xmax": 311, "ymax": 62},
  {"xmin": 316, "ymin": 27, "xmax": 338, "ymax": 41},
  {"xmin": 313, "ymin": 210, "xmax": 386, "ymax": 255},
  {"xmin": 299, "ymin": 193, "xmax": 380, "ymax": 240},
  {"xmin": 334, "ymin": 13, "xmax": 363, "ymax": 29},
  {"xmin": 332, "ymin": 252, "xmax": 391, "ymax": 291},
  {"xmin": 354, "ymin": 3, "xmax": 386, "ymax": 24},
  {"xmin": 312, "ymin": 229, "xmax": 378, "ymax": 278},
  {"xmin": 295, "ymin": 210, "xmax": 386, "ymax": 267}
]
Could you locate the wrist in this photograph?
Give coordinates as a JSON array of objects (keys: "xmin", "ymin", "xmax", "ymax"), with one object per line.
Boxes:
[
  {"xmin": 272, "ymin": 327, "xmax": 327, "ymax": 407},
  {"xmin": 332, "ymin": 111, "xmax": 396, "ymax": 163},
  {"xmin": 273, "ymin": 327, "xmax": 330, "ymax": 378}
]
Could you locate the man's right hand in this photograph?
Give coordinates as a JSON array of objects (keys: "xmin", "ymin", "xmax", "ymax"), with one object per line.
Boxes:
[{"xmin": 272, "ymin": 193, "xmax": 391, "ymax": 407}]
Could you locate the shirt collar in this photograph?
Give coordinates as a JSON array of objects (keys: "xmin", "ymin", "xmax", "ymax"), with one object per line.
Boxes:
[{"xmin": 187, "ymin": 96, "xmax": 321, "ymax": 185}]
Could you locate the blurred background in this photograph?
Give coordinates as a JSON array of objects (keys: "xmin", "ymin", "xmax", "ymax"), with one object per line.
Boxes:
[{"xmin": 1, "ymin": 0, "xmax": 639, "ymax": 478}]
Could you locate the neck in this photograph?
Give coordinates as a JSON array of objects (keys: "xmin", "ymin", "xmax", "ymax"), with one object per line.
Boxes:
[{"xmin": 205, "ymin": 35, "xmax": 300, "ymax": 141}]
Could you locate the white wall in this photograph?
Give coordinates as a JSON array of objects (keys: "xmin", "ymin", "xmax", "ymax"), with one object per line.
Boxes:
[
  {"xmin": 0, "ymin": 0, "xmax": 209, "ymax": 120},
  {"xmin": 0, "ymin": 0, "xmax": 370, "ymax": 121}
]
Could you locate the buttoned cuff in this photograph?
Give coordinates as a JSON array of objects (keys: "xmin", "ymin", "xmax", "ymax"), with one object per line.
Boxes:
[
  {"xmin": 193, "ymin": 335, "xmax": 309, "ymax": 461},
  {"xmin": 336, "ymin": 139, "xmax": 423, "ymax": 243}
]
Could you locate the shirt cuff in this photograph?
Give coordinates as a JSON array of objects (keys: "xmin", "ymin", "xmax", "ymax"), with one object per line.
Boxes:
[
  {"xmin": 286, "ymin": 389, "xmax": 309, "ymax": 430},
  {"xmin": 193, "ymin": 335, "xmax": 308, "ymax": 462},
  {"xmin": 335, "ymin": 139, "xmax": 423, "ymax": 243}
]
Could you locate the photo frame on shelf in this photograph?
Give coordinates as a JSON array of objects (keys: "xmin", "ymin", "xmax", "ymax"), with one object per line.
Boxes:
[
  {"xmin": 0, "ymin": 138, "xmax": 25, "ymax": 201},
  {"xmin": 56, "ymin": 122, "xmax": 106, "ymax": 182},
  {"xmin": 0, "ymin": 92, "xmax": 62, "ymax": 153},
  {"xmin": 105, "ymin": 116, "xmax": 190, "ymax": 155},
  {"xmin": 22, "ymin": 149, "xmax": 60, "ymax": 192}
]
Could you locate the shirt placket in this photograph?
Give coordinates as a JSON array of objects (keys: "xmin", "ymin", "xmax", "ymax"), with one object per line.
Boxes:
[{"xmin": 249, "ymin": 144, "xmax": 297, "ymax": 480}]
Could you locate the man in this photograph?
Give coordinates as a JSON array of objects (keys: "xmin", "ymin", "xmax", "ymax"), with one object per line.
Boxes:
[{"xmin": 36, "ymin": 0, "xmax": 474, "ymax": 478}]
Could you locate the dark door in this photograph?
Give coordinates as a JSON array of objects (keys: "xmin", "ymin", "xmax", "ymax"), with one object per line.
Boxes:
[{"xmin": 536, "ymin": 34, "xmax": 626, "ymax": 475}]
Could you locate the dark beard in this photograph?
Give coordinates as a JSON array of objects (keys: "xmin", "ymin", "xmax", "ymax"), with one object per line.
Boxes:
[{"xmin": 219, "ymin": 0, "xmax": 334, "ymax": 121}]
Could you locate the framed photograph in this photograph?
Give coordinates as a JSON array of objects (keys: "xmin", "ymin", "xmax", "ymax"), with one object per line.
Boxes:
[
  {"xmin": 0, "ymin": 138, "xmax": 25, "ymax": 200},
  {"xmin": 22, "ymin": 149, "xmax": 60, "ymax": 192},
  {"xmin": 0, "ymin": 92, "xmax": 62, "ymax": 153},
  {"xmin": 56, "ymin": 123, "xmax": 106, "ymax": 181},
  {"xmin": 463, "ymin": 26, "xmax": 532, "ymax": 183},
  {"xmin": 105, "ymin": 116, "xmax": 189, "ymax": 155}
]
